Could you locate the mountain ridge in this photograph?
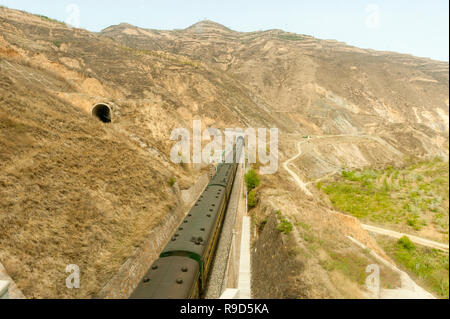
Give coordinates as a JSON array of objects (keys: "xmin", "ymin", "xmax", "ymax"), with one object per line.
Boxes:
[{"xmin": 103, "ymin": 19, "xmax": 449, "ymax": 63}]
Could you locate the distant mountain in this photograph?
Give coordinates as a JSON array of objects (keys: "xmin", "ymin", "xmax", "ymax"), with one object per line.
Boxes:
[{"xmin": 102, "ymin": 19, "xmax": 449, "ymax": 156}]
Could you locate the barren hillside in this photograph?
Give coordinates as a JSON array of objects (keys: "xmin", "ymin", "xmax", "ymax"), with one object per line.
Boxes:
[
  {"xmin": 102, "ymin": 20, "xmax": 449, "ymax": 151},
  {"xmin": 0, "ymin": 7, "xmax": 276, "ymax": 298}
]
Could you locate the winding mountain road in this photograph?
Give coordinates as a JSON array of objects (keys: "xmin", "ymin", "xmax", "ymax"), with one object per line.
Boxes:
[
  {"xmin": 282, "ymin": 140, "xmax": 312, "ymax": 196},
  {"xmin": 362, "ymin": 224, "xmax": 449, "ymax": 252},
  {"xmin": 283, "ymin": 137, "xmax": 449, "ymax": 252},
  {"xmin": 283, "ymin": 136, "xmax": 447, "ymax": 298}
]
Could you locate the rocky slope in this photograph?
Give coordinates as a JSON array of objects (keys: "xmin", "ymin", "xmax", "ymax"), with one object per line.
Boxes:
[
  {"xmin": 102, "ymin": 20, "xmax": 449, "ymax": 153},
  {"xmin": 0, "ymin": 7, "xmax": 270, "ymax": 298}
]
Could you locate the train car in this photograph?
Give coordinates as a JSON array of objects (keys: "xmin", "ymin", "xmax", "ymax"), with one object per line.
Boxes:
[
  {"xmin": 161, "ymin": 183, "xmax": 229, "ymax": 290},
  {"xmin": 130, "ymin": 137, "xmax": 245, "ymax": 299},
  {"xmin": 129, "ymin": 256, "xmax": 200, "ymax": 299}
]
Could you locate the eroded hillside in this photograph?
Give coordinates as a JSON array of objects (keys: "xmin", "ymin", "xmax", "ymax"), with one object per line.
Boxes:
[
  {"xmin": 102, "ymin": 20, "xmax": 449, "ymax": 154},
  {"xmin": 0, "ymin": 7, "xmax": 279, "ymax": 298}
]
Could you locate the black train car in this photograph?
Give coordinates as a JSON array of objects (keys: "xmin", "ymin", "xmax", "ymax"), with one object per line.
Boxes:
[
  {"xmin": 130, "ymin": 137, "xmax": 244, "ymax": 299},
  {"xmin": 129, "ymin": 256, "xmax": 200, "ymax": 299},
  {"xmin": 161, "ymin": 182, "xmax": 229, "ymax": 290}
]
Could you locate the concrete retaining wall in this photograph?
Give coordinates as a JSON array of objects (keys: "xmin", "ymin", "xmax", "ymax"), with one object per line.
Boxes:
[
  {"xmin": 181, "ymin": 174, "xmax": 209, "ymax": 204},
  {"xmin": 251, "ymin": 212, "xmax": 305, "ymax": 299},
  {"xmin": 0, "ymin": 280, "xmax": 9, "ymax": 299},
  {"xmin": 0, "ymin": 262, "xmax": 25, "ymax": 299}
]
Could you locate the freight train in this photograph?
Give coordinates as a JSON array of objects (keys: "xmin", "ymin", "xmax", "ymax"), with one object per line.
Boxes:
[{"xmin": 130, "ymin": 136, "xmax": 245, "ymax": 299}]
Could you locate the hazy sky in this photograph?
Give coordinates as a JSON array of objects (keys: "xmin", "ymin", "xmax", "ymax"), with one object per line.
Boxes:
[{"xmin": 1, "ymin": 0, "xmax": 448, "ymax": 61}]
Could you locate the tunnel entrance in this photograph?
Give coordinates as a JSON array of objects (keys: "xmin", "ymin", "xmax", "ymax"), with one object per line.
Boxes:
[{"xmin": 92, "ymin": 104, "xmax": 112, "ymax": 123}]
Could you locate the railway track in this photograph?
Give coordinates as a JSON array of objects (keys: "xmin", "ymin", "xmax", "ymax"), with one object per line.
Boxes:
[{"xmin": 130, "ymin": 137, "xmax": 245, "ymax": 299}]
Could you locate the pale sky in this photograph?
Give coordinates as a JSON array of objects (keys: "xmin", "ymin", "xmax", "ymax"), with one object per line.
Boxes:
[{"xmin": 1, "ymin": 0, "xmax": 448, "ymax": 61}]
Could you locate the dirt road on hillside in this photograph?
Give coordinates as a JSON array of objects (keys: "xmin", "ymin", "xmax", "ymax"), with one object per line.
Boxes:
[
  {"xmin": 282, "ymin": 140, "xmax": 313, "ymax": 196},
  {"xmin": 283, "ymin": 136, "xmax": 448, "ymax": 252},
  {"xmin": 362, "ymin": 224, "xmax": 449, "ymax": 252},
  {"xmin": 283, "ymin": 136, "xmax": 442, "ymax": 299},
  {"xmin": 347, "ymin": 236, "xmax": 435, "ymax": 299},
  {"xmin": 283, "ymin": 134, "xmax": 403, "ymax": 194}
]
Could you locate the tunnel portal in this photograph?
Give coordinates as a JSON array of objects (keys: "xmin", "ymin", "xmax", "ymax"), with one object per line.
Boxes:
[{"xmin": 92, "ymin": 104, "xmax": 112, "ymax": 123}]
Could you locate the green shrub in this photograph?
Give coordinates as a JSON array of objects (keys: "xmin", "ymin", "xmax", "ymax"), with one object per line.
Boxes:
[
  {"xmin": 168, "ymin": 177, "xmax": 175, "ymax": 187},
  {"xmin": 277, "ymin": 218, "xmax": 293, "ymax": 235},
  {"xmin": 247, "ymin": 189, "xmax": 257, "ymax": 209},
  {"xmin": 296, "ymin": 221, "xmax": 311, "ymax": 231},
  {"xmin": 398, "ymin": 236, "xmax": 415, "ymax": 251},
  {"xmin": 53, "ymin": 40, "xmax": 62, "ymax": 48},
  {"xmin": 342, "ymin": 170, "xmax": 356, "ymax": 180},
  {"xmin": 258, "ymin": 219, "xmax": 267, "ymax": 232},
  {"xmin": 38, "ymin": 15, "xmax": 65, "ymax": 25},
  {"xmin": 278, "ymin": 34, "xmax": 305, "ymax": 41},
  {"xmin": 406, "ymin": 215, "xmax": 424, "ymax": 231},
  {"xmin": 245, "ymin": 169, "xmax": 260, "ymax": 192},
  {"xmin": 383, "ymin": 178, "xmax": 390, "ymax": 192}
]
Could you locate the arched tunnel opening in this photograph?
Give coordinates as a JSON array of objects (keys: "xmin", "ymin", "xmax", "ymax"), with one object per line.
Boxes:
[{"xmin": 92, "ymin": 104, "xmax": 112, "ymax": 123}]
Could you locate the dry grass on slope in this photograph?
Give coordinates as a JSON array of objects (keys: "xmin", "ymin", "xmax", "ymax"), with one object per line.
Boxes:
[
  {"xmin": 250, "ymin": 172, "xmax": 401, "ymax": 299},
  {"xmin": 0, "ymin": 70, "xmax": 179, "ymax": 298}
]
